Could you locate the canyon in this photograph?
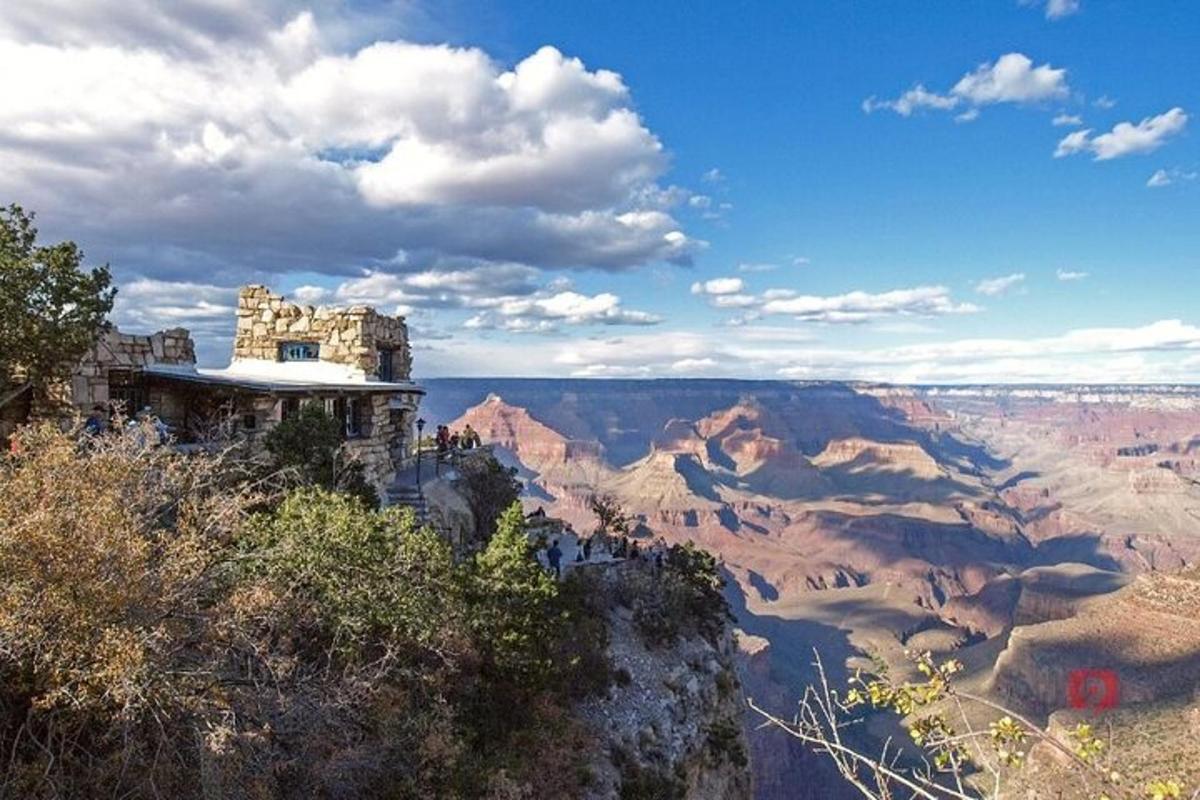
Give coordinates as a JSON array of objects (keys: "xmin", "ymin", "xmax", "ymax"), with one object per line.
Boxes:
[{"xmin": 423, "ymin": 379, "xmax": 1200, "ymax": 798}]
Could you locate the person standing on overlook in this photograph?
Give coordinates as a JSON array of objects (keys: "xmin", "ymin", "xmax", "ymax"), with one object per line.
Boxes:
[
  {"xmin": 651, "ymin": 538, "xmax": 666, "ymax": 575},
  {"xmin": 462, "ymin": 423, "xmax": 481, "ymax": 449},
  {"xmin": 547, "ymin": 538, "xmax": 563, "ymax": 579}
]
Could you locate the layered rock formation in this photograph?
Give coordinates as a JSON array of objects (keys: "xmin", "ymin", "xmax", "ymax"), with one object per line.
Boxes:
[
  {"xmin": 812, "ymin": 436, "xmax": 945, "ymax": 478},
  {"xmin": 450, "ymin": 393, "xmax": 611, "ymax": 489},
  {"xmin": 425, "ymin": 379, "xmax": 1200, "ymax": 799},
  {"xmin": 943, "ymin": 563, "xmax": 1130, "ymax": 637}
]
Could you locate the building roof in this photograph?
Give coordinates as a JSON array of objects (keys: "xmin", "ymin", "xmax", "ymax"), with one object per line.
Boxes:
[{"xmin": 144, "ymin": 361, "xmax": 424, "ymax": 396}]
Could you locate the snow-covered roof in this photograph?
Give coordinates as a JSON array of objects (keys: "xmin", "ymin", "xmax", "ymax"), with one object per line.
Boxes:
[{"xmin": 143, "ymin": 360, "xmax": 423, "ymax": 395}]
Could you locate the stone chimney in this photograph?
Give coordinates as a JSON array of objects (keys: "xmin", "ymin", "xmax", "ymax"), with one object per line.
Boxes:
[{"xmin": 232, "ymin": 285, "xmax": 412, "ymax": 379}]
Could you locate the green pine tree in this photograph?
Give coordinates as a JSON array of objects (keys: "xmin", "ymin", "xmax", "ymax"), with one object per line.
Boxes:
[
  {"xmin": 0, "ymin": 204, "xmax": 116, "ymax": 410},
  {"xmin": 469, "ymin": 502, "xmax": 559, "ymax": 686}
]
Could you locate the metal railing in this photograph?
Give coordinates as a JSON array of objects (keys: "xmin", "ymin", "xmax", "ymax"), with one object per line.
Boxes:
[{"xmin": 392, "ymin": 443, "xmax": 496, "ymax": 489}]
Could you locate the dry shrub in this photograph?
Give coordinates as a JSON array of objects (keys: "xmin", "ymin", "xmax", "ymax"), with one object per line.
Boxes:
[
  {"xmin": 0, "ymin": 425, "xmax": 607, "ymax": 799},
  {"xmin": 0, "ymin": 421, "xmax": 267, "ymax": 797}
]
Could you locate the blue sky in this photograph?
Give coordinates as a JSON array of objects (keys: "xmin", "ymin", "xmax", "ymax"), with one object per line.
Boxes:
[{"xmin": 1, "ymin": 1, "xmax": 1197, "ymax": 381}]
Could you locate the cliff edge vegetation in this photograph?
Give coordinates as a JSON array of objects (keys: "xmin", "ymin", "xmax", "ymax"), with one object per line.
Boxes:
[{"xmin": 0, "ymin": 422, "xmax": 749, "ymax": 799}]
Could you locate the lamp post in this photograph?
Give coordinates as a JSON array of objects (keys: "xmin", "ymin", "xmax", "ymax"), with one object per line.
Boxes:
[{"xmin": 415, "ymin": 417, "xmax": 426, "ymax": 487}]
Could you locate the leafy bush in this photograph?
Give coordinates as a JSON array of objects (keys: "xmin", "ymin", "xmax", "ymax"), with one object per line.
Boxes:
[
  {"xmin": 455, "ymin": 453, "xmax": 521, "ymax": 543},
  {"xmin": 589, "ymin": 493, "xmax": 633, "ymax": 538},
  {"xmin": 626, "ymin": 566, "xmax": 689, "ymax": 645},
  {"xmin": 706, "ymin": 717, "xmax": 749, "ymax": 769},
  {"xmin": 0, "ymin": 423, "xmax": 259, "ymax": 797},
  {"xmin": 468, "ymin": 503, "xmax": 559, "ymax": 687},
  {"xmin": 716, "ymin": 666, "xmax": 738, "ymax": 699},
  {"xmin": 0, "ymin": 423, "xmax": 246, "ymax": 712},
  {"xmin": 617, "ymin": 541, "xmax": 733, "ymax": 647},
  {"xmin": 262, "ymin": 403, "xmax": 379, "ymax": 508},
  {"xmin": 617, "ymin": 759, "xmax": 686, "ymax": 800},
  {"xmin": 554, "ymin": 568, "xmax": 614, "ymax": 698},
  {"xmin": 240, "ymin": 488, "xmax": 465, "ymax": 664},
  {"xmin": 664, "ymin": 541, "xmax": 732, "ymax": 643}
]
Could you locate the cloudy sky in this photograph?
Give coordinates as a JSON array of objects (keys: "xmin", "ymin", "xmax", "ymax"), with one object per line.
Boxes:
[{"xmin": 2, "ymin": 0, "xmax": 1198, "ymax": 382}]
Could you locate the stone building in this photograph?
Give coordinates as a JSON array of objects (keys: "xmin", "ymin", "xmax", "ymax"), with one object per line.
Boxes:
[{"xmin": 62, "ymin": 284, "xmax": 424, "ymax": 494}]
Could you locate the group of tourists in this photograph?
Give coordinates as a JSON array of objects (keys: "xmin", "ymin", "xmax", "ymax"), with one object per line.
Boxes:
[
  {"xmin": 83, "ymin": 404, "xmax": 170, "ymax": 446},
  {"xmin": 535, "ymin": 519, "xmax": 670, "ymax": 580},
  {"xmin": 434, "ymin": 422, "xmax": 482, "ymax": 455},
  {"xmin": 615, "ymin": 535, "xmax": 670, "ymax": 575}
]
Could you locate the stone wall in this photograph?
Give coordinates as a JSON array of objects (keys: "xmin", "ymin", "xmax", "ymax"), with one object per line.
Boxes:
[
  {"xmin": 233, "ymin": 285, "xmax": 412, "ymax": 379},
  {"xmin": 343, "ymin": 393, "xmax": 416, "ymax": 496},
  {"xmin": 58, "ymin": 287, "xmax": 422, "ymax": 496},
  {"xmin": 71, "ymin": 326, "xmax": 195, "ymax": 409}
]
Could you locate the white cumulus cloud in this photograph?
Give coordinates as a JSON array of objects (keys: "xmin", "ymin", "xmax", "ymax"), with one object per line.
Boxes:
[
  {"xmin": 1045, "ymin": 0, "xmax": 1082, "ymax": 18},
  {"xmin": 1023, "ymin": 0, "xmax": 1082, "ymax": 20},
  {"xmin": 862, "ymin": 84, "xmax": 960, "ymax": 116},
  {"xmin": 865, "ymin": 53, "xmax": 1069, "ymax": 120},
  {"xmin": 759, "ymin": 286, "xmax": 980, "ymax": 323},
  {"xmin": 690, "ymin": 277, "xmax": 745, "ymax": 295},
  {"xmin": 709, "ymin": 294, "xmax": 759, "ymax": 309},
  {"xmin": 464, "ymin": 290, "xmax": 660, "ymax": 332},
  {"xmin": 1054, "ymin": 107, "xmax": 1188, "ymax": 160},
  {"xmin": 952, "ymin": 53, "xmax": 1069, "ymax": 105},
  {"xmin": 1147, "ymin": 169, "xmax": 1173, "ymax": 188},
  {"xmin": 692, "ymin": 279, "xmax": 981, "ymax": 324},
  {"xmin": 0, "ymin": 6, "xmax": 702, "ymax": 286}
]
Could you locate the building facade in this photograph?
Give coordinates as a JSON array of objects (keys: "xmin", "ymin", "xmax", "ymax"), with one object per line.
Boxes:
[{"xmin": 66, "ymin": 285, "xmax": 424, "ymax": 495}]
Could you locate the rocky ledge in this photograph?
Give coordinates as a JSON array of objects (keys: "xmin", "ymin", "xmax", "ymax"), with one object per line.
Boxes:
[{"xmin": 575, "ymin": 563, "xmax": 752, "ymax": 800}]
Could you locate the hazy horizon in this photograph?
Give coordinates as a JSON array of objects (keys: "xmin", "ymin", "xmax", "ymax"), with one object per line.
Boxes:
[{"xmin": 414, "ymin": 376, "xmax": 1200, "ymax": 387}]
